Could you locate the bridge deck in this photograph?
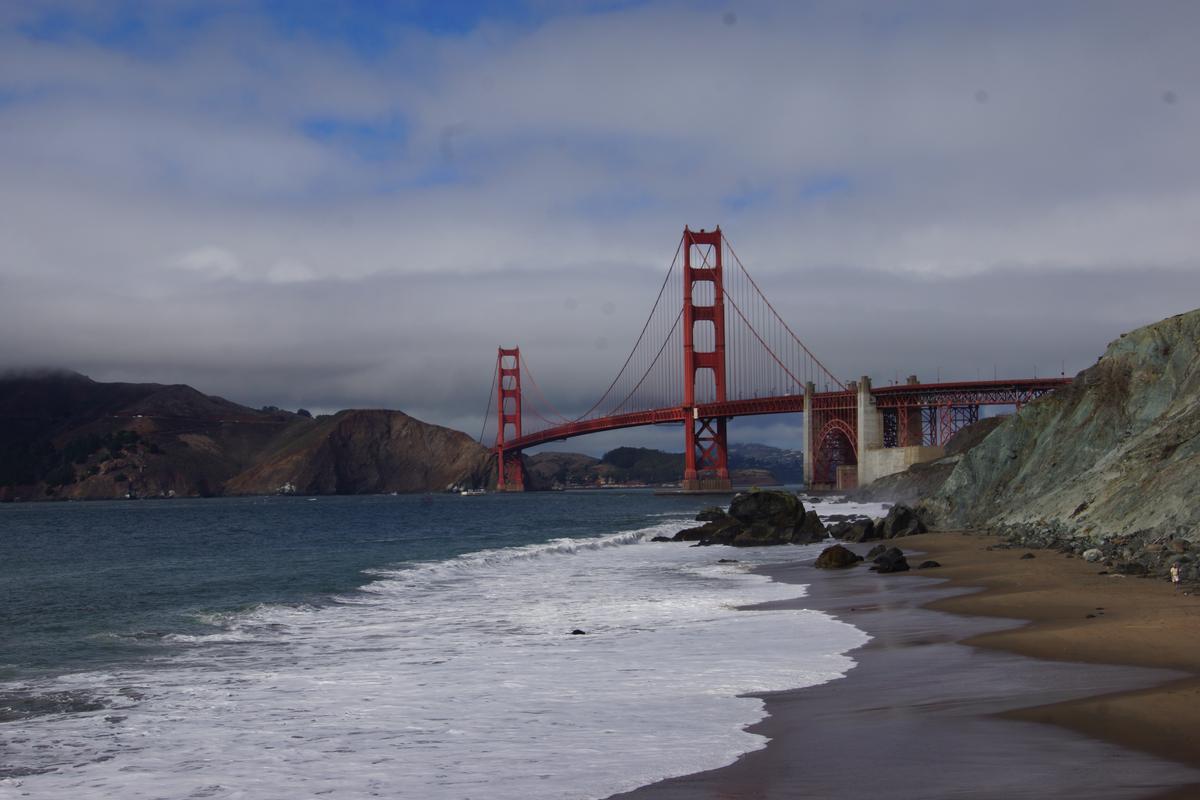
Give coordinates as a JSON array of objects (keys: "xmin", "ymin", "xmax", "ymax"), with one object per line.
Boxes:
[{"xmin": 501, "ymin": 378, "xmax": 1071, "ymax": 451}]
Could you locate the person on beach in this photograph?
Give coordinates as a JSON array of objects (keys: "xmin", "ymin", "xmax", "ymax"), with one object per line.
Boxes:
[{"xmin": 1171, "ymin": 562, "xmax": 1181, "ymax": 590}]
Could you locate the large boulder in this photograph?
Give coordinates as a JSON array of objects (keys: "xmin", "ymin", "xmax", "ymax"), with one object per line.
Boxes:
[
  {"xmin": 672, "ymin": 514, "xmax": 740, "ymax": 544},
  {"xmin": 672, "ymin": 489, "xmax": 829, "ymax": 547},
  {"xmin": 878, "ymin": 505, "xmax": 927, "ymax": 539},
  {"xmin": 871, "ymin": 547, "xmax": 911, "ymax": 574},
  {"xmin": 796, "ymin": 510, "xmax": 829, "ymax": 544},
  {"xmin": 695, "ymin": 506, "xmax": 728, "ymax": 522},
  {"xmin": 729, "ymin": 490, "xmax": 806, "ymax": 527},
  {"xmin": 839, "ymin": 519, "xmax": 880, "ymax": 543},
  {"xmin": 815, "ymin": 544, "xmax": 864, "ymax": 569}
]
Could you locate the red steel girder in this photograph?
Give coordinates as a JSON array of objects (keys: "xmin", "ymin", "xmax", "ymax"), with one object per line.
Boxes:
[{"xmin": 494, "ymin": 380, "xmax": 1069, "ymax": 459}]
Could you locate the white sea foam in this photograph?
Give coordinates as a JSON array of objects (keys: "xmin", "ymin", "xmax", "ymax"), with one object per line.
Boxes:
[
  {"xmin": 2, "ymin": 512, "xmax": 869, "ymax": 800},
  {"xmin": 806, "ymin": 498, "xmax": 894, "ymax": 520}
]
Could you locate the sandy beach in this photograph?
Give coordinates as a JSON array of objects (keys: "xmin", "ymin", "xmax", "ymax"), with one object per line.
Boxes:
[{"xmin": 613, "ymin": 532, "xmax": 1200, "ymax": 800}]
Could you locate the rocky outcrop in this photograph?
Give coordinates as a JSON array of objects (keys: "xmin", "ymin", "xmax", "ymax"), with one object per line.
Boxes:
[
  {"xmin": 923, "ymin": 310, "xmax": 1200, "ymax": 546},
  {"xmin": 890, "ymin": 309, "xmax": 1200, "ymax": 585},
  {"xmin": 672, "ymin": 489, "xmax": 828, "ymax": 546},
  {"xmin": 815, "ymin": 544, "xmax": 864, "ymax": 569},
  {"xmin": 877, "ymin": 505, "xmax": 927, "ymax": 538},
  {"xmin": 870, "ymin": 547, "xmax": 911, "ymax": 574},
  {"xmin": 828, "ymin": 504, "xmax": 926, "ymax": 543}
]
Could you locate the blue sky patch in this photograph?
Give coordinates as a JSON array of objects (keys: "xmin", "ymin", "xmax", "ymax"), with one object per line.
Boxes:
[
  {"xmin": 301, "ymin": 113, "xmax": 409, "ymax": 162},
  {"xmin": 799, "ymin": 173, "xmax": 853, "ymax": 200}
]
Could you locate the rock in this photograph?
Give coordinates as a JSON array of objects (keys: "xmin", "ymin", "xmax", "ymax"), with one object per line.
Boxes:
[
  {"xmin": 732, "ymin": 523, "xmax": 787, "ymax": 547},
  {"xmin": 1170, "ymin": 539, "xmax": 1190, "ymax": 554},
  {"xmin": 729, "ymin": 489, "xmax": 805, "ymax": 527},
  {"xmin": 650, "ymin": 536, "xmax": 671, "ymax": 542},
  {"xmin": 877, "ymin": 504, "xmax": 927, "ymax": 539},
  {"xmin": 1082, "ymin": 548, "xmax": 1103, "ymax": 562},
  {"xmin": 871, "ymin": 547, "xmax": 910, "ymax": 574},
  {"xmin": 695, "ymin": 506, "xmax": 728, "ymax": 522},
  {"xmin": 672, "ymin": 527, "xmax": 708, "ymax": 542},
  {"xmin": 683, "ymin": 489, "xmax": 815, "ymax": 547},
  {"xmin": 814, "ymin": 545, "xmax": 864, "ymax": 569},
  {"xmin": 1020, "ymin": 553, "xmax": 1036, "ymax": 560},
  {"xmin": 717, "ymin": 558, "xmax": 739, "ymax": 563},
  {"xmin": 917, "ymin": 560, "xmax": 942, "ymax": 569},
  {"xmin": 865, "ymin": 543, "xmax": 889, "ymax": 559},
  {"xmin": 922, "ymin": 309, "xmax": 1200, "ymax": 553},
  {"xmin": 571, "ymin": 629, "xmax": 587, "ymax": 635},
  {"xmin": 672, "ymin": 490, "xmax": 837, "ymax": 548},
  {"xmin": 840, "ymin": 519, "xmax": 879, "ymax": 543},
  {"xmin": 795, "ymin": 510, "xmax": 829, "ymax": 544}
]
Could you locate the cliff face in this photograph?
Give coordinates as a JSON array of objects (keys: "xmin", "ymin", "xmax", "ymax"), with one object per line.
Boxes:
[
  {"xmin": 0, "ymin": 372, "xmax": 492, "ymax": 500},
  {"xmin": 924, "ymin": 309, "xmax": 1200, "ymax": 541},
  {"xmin": 854, "ymin": 417, "xmax": 1006, "ymax": 505},
  {"xmin": 224, "ymin": 410, "xmax": 492, "ymax": 495}
]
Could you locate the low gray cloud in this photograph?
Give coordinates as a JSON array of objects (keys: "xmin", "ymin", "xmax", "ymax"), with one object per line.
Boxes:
[{"xmin": 1, "ymin": 1, "xmax": 1198, "ymax": 454}]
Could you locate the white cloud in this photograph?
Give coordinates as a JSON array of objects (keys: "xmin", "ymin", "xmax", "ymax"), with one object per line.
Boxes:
[
  {"xmin": 173, "ymin": 246, "xmax": 241, "ymax": 278},
  {"xmin": 1, "ymin": 0, "xmax": 1199, "ymax": 443}
]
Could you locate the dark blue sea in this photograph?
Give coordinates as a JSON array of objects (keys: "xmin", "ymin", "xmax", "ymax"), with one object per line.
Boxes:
[{"xmin": 0, "ymin": 491, "xmax": 876, "ymax": 798}]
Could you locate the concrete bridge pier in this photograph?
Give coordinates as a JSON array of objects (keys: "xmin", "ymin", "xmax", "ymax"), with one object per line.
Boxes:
[
  {"xmin": 802, "ymin": 381, "xmax": 814, "ymax": 486},
  {"xmin": 856, "ymin": 375, "xmax": 943, "ymax": 488}
]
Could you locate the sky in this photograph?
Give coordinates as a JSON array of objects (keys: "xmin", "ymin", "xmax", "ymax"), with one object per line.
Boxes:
[{"xmin": 1, "ymin": 0, "xmax": 1198, "ymax": 455}]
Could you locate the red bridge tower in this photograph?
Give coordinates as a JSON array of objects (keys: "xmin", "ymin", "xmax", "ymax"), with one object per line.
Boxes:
[
  {"xmin": 682, "ymin": 227, "xmax": 732, "ymax": 491},
  {"xmin": 495, "ymin": 347, "xmax": 525, "ymax": 491}
]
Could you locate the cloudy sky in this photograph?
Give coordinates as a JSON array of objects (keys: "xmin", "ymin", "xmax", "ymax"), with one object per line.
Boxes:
[{"xmin": 1, "ymin": 0, "xmax": 1198, "ymax": 454}]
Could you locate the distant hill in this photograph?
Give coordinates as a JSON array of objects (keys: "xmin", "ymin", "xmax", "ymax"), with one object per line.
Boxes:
[
  {"xmin": 728, "ymin": 442, "xmax": 804, "ymax": 483},
  {"xmin": 225, "ymin": 409, "xmax": 491, "ymax": 495},
  {"xmin": 0, "ymin": 371, "xmax": 801, "ymax": 500},
  {"xmin": 0, "ymin": 371, "xmax": 491, "ymax": 501},
  {"xmin": 525, "ymin": 445, "xmax": 786, "ymax": 489}
]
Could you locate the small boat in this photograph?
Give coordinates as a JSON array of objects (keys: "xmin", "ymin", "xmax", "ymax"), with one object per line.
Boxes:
[{"xmin": 459, "ymin": 488, "xmax": 486, "ymax": 496}]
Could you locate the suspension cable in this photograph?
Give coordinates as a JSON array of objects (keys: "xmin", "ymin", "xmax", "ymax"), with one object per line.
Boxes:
[
  {"xmin": 478, "ymin": 357, "xmax": 498, "ymax": 445},
  {"xmin": 520, "ymin": 355, "xmax": 570, "ymax": 423},
  {"xmin": 722, "ymin": 289, "xmax": 808, "ymax": 391},
  {"xmin": 608, "ymin": 308, "xmax": 684, "ymax": 415},
  {"xmin": 570, "ymin": 234, "xmax": 685, "ymax": 420},
  {"xmin": 722, "ymin": 234, "xmax": 846, "ymax": 391}
]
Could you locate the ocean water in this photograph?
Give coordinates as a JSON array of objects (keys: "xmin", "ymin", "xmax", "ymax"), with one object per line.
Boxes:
[{"xmin": 0, "ymin": 491, "xmax": 879, "ymax": 799}]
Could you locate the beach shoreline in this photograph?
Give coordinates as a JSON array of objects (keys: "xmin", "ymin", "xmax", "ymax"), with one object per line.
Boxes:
[{"xmin": 611, "ymin": 531, "xmax": 1200, "ymax": 800}]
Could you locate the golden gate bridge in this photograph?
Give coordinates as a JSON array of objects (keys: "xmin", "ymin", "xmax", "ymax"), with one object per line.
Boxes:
[{"xmin": 481, "ymin": 227, "xmax": 1067, "ymax": 491}]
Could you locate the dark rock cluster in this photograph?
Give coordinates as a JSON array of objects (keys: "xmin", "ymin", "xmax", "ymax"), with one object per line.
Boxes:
[
  {"xmin": 827, "ymin": 504, "xmax": 928, "ymax": 543},
  {"xmin": 997, "ymin": 525, "xmax": 1197, "ymax": 585},
  {"xmin": 869, "ymin": 547, "xmax": 911, "ymax": 573},
  {"xmin": 672, "ymin": 489, "xmax": 827, "ymax": 546}
]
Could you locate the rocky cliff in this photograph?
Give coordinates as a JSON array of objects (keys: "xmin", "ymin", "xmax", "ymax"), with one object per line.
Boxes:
[
  {"xmin": 224, "ymin": 410, "xmax": 492, "ymax": 495},
  {"xmin": 0, "ymin": 371, "xmax": 492, "ymax": 500},
  {"xmin": 922, "ymin": 309, "xmax": 1200, "ymax": 543}
]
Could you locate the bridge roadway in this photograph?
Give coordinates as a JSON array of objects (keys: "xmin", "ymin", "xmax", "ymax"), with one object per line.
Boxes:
[{"xmin": 500, "ymin": 377, "xmax": 1072, "ymax": 452}]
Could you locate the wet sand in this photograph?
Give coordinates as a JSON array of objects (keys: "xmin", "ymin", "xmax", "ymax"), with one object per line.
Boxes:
[{"xmin": 611, "ymin": 532, "xmax": 1200, "ymax": 800}]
